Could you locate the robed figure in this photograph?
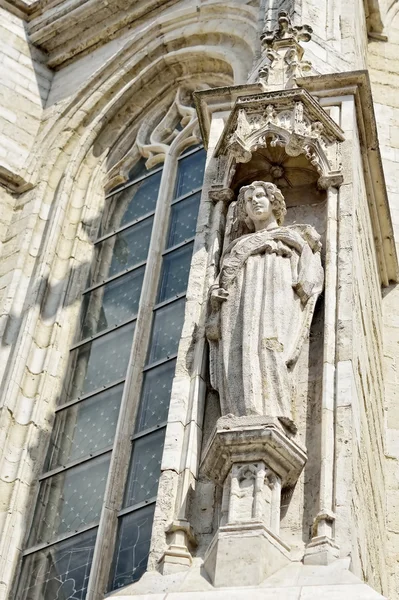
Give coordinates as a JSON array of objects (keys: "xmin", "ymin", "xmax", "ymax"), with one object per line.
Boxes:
[{"xmin": 206, "ymin": 181, "xmax": 324, "ymax": 432}]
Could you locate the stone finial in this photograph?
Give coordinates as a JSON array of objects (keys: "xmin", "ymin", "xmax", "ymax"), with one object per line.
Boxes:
[
  {"xmin": 260, "ymin": 10, "xmax": 312, "ymax": 48},
  {"xmin": 256, "ymin": 11, "xmax": 313, "ymax": 89}
]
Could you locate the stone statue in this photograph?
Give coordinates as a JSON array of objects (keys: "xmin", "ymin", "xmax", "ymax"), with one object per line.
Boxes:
[{"xmin": 206, "ymin": 181, "xmax": 324, "ymax": 432}]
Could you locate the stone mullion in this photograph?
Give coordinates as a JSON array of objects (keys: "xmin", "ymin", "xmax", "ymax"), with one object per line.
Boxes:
[
  {"xmin": 156, "ymin": 114, "xmax": 229, "ymax": 574},
  {"xmin": 85, "ymin": 151, "xmax": 178, "ymax": 600}
]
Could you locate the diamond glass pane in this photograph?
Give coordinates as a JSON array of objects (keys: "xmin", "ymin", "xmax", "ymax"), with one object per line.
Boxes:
[
  {"xmin": 100, "ymin": 171, "xmax": 161, "ymax": 236},
  {"xmin": 174, "ymin": 148, "xmax": 206, "ymax": 198},
  {"xmin": 68, "ymin": 322, "xmax": 135, "ymax": 399},
  {"xmin": 80, "ymin": 267, "xmax": 144, "ymax": 339},
  {"xmin": 90, "ymin": 217, "xmax": 153, "ymax": 285},
  {"xmin": 167, "ymin": 192, "xmax": 200, "ymax": 248},
  {"xmin": 19, "ymin": 529, "xmax": 97, "ymax": 600},
  {"xmin": 157, "ymin": 243, "xmax": 193, "ymax": 303},
  {"xmin": 46, "ymin": 384, "xmax": 123, "ymax": 471},
  {"xmin": 135, "ymin": 360, "xmax": 176, "ymax": 432},
  {"xmin": 110, "ymin": 504, "xmax": 154, "ymax": 591},
  {"xmin": 147, "ymin": 299, "xmax": 185, "ymax": 365},
  {"xmin": 29, "ymin": 454, "xmax": 110, "ymax": 546},
  {"xmin": 124, "ymin": 428, "xmax": 165, "ymax": 507}
]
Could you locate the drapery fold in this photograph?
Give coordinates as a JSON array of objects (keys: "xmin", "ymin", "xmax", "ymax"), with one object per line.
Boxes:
[{"xmin": 207, "ymin": 225, "xmax": 324, "ymax": 424}]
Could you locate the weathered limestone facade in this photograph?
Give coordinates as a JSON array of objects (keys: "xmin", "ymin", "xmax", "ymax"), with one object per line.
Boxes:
[{"xmin": 1, "ymin": 1, "xmax": 399, "ymax": 599}]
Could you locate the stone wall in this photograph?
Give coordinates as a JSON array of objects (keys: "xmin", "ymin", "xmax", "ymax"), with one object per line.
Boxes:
[
  {"xmin": 368, "ymin": 12, "xmax": 399, "ymax": 599},
  {"xmin": 0, "ymin": 7, "xmax": 52, "ymax": 186},
  {"xmin": 352, "ymin": 134, "xmax": 387, "ymax": 593}
]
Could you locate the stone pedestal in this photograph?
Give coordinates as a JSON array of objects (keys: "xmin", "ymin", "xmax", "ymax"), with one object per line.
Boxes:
[{"xmin": 200, "ymin": 415, "xmax": 307, "ymax": 587}]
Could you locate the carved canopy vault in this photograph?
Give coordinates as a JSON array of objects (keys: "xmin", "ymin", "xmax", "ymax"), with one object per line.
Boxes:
[{"xmin": 213, "ymin": 88, "xmax": 345, "ymax": 191}]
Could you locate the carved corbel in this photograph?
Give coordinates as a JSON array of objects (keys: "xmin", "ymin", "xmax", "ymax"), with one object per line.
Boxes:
[
  {"xmin": 317, "ymin": 172, "xmax": 344, "ymax": 190},
  {"xmin": 208, "ymin": 187, "xmax": 234, "ymax": 206}
]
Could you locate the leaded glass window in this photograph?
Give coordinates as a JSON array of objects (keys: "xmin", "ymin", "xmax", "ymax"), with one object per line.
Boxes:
[{"xmin": 18, "ymin": 125, "xmax": 206, "ymax": 599}]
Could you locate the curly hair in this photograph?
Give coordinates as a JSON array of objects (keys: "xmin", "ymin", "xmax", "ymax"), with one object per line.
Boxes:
[{"xmin": 236, "ymin": 181, "xmax": 286, "ymax": 228}]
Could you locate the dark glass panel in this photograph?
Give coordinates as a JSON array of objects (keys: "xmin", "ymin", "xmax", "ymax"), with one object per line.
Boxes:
[
  {"xmin": 166, "ymin": 192, "xmax": 200, "ymax": 248},
  {"xmin": 135, "ymin": 360, "xmax": 176, "ymax": 432},
  {"xmin": 100, "ymin": 170, "xmax": 161, "ymax": 236},
  {"xmin": 157, "ymin": 243, "xmax": 193, "ymax": 303},
  {"xmin": 127, "ymin": 158, "xmax": 149, "ymax": 182},
  {"xmin": 19, "ymin": 529, "xmax": 97, "ymax": 600},
  {"xmin": 174, "ymin": 148, "xmax": 206, "ymax": 198},
  {"xmin": 90, "ymin": 217, "xmax": 153, "ymax": 285},
  {"xmin": 109, "ymin": 505, "xmax": 154, "ymax": 591},
  {"xmin": 46, "ymin": 384, "xmax": 124, "ymax": 471},
  {"xmin": 80, "ymin": 267, "xmax": 144, "ymax": 339},
  {"xmin": 124, "ymin": 428, "xmax": 165, "ymax": 508},
  {"xmin": 147, "ymin": 299, "xmax": 185, "ymax": 365},
  {"xmin": 68, "ymin": 322, "xmax": 135, "ymax": 399},
  {"xmin": 29, "ymin": 454, "xmax": 109, "ymax": 546}
]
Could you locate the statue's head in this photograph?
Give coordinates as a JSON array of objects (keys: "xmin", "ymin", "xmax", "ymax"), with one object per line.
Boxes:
[{"xmin": 237, "ymin": 181, "xmax": 286, "ymax": 230}]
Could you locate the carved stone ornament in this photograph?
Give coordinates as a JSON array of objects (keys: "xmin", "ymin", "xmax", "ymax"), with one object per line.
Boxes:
[
  {"xmin": 251, "ymin": 11, "xmax": 313, "ymax": 88},
  {"xmin": 214, "ymin": 88, "xmax": 344, "ymax": 190},
  {"xmin": 136, "ymin": 87, "xmax": 200, "ymax": 169},
  {"xmin": 105, "ymin": 87, "xmax": 202, "ymax": 189}
]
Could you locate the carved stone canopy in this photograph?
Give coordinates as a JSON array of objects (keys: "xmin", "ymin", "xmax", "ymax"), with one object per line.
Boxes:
[{"xmin": 214, "ymin": 88, "xmax": 344, "ymax": 190}]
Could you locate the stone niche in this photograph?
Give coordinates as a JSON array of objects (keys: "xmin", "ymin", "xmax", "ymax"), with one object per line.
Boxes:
[{"xmin": 195, "ymin": 87, "xmax": 345, "ymax": 586}]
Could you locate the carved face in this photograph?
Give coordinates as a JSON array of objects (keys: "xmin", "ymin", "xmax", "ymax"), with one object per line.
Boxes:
[{"xmin": 245, "ymin": 185, "xmax": 273, "ymax": 223}]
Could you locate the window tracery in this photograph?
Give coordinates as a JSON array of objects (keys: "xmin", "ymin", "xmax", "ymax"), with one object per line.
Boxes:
[{"xmin": 17, "ymin": 91, "xmax": 206, "ymax": 600}]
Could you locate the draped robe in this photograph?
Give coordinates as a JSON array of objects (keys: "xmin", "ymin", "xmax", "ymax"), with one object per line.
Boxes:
[{"xmin": 207, "ymin": 225, "xmax": 324, "ymax": 424}]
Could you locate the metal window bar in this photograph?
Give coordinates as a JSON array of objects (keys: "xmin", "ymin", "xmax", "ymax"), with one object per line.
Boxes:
[
  {"xmin": 55, "ymin": 377, "xmax": 126, "ymax": 411},
  {"xmin": 94, "ymin": 210, "xmax": 155, "ymax": 245},
  {"xmin": 117, "ymin": 497, "xmax": 157, "ymax": 519},
  {"xmin": 70, "ymin": 315, "xmax": 138, "ymax": 350},
  {"xmin": 38, "ymin": 447, "xmax": 113, "ymax": 482},
  {"xmin": 105, "ymin": 165, "xmax": 164, "ymax": 199},
  {"xmin": 131, "ymin": 421, "xmax": 167, "ymax": 442},
  {"xmin": 82, "ymin": 259, "xmax": 147, "ymax": 294},
  {"xmin": 142, "ymin": 352, "xmax": 178, "ymax": 373},
  {"xmin": 161, "ymin": 236, "xmax": 195, "ymax": 256},
  {"xmin": 170, "ymin": 186, "xmax": 202, "ymax": 206},
  {"xmin": 177, "ymin": 145, "xmax": 204, "ymax": 160},
  {"xmin": 22, "ymin": 523, "xmax": 99, "ymax": 557},
  {"xmin": 55, "ymin": 378, "xmax": 126, "ymax": 412}
]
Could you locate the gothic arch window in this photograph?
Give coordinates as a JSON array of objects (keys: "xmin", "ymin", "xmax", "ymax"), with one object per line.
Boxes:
[{"xmin": 17, "ymin": 92, "xmax": 206, "ymax": 600}]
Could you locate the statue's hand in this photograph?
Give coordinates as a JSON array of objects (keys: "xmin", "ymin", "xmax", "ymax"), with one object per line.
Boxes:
[
  {"xmin": 206, "ymin": 286, "xmax": 228, "ymax": 341},
  {"xmin": 210, "ymin": 286, "xmax": 229, "ymax": 307}
]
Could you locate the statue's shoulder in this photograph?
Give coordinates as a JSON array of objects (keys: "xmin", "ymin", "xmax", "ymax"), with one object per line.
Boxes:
[
  {"xmin": 223, "ymin": 232, "xmax": 256, "ymax": 256},
  {"xmin": 285, "ymin": 224, "xmax": 322, "ymax": 253}
]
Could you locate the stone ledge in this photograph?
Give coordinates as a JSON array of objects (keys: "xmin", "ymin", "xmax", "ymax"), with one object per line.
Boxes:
[
  {"xmin": 0, "ymin": 164, "xmax": 34, "ymax": 193},
  {"xmin": 112, "ymin": 583, "xmax": 387, "ymax": 599},
  {"xmin": 109, "ymin": 556, "xmax": 387, "ymax": 599}
]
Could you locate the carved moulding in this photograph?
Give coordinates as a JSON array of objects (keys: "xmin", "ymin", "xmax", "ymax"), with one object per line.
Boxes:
[
  {"xmin": 200, "ymin": 415, "xmax": 307, "ymax": 587},
  {"xmin": 213, "ymin": 87, "xmax": 344, "ymax": 191}
]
